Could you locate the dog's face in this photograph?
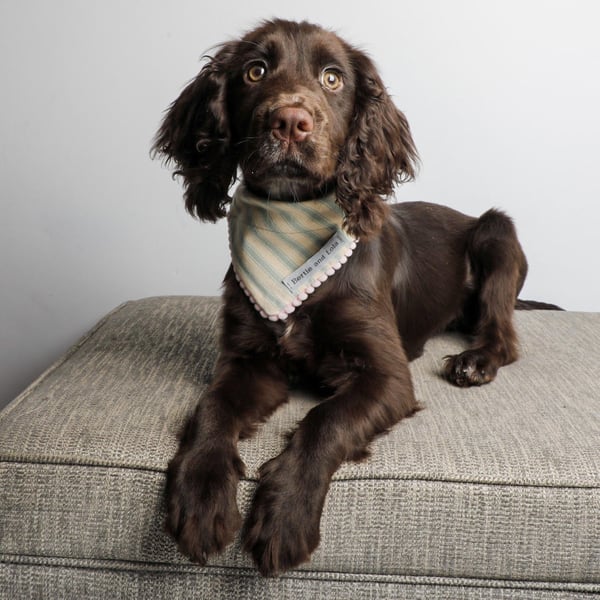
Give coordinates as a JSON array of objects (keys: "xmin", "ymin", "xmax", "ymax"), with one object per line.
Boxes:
[
  {"xmin": 225, "ymin": 21, "xmax": 357, "ymax": 200},
  {"xmin": 153, "ymin": 19, "xmax": 418, "ymax": 238}
]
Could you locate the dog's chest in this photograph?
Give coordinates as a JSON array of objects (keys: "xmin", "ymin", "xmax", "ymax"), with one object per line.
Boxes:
[{"xmin": 272, "ymin": 314, "xmax": 315, "ymax": 366}]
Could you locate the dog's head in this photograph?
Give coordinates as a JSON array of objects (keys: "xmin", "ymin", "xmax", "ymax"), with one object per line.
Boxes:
[{"xmin": 152, "ymin": 19, "xmax": 418, "ymax": 238}]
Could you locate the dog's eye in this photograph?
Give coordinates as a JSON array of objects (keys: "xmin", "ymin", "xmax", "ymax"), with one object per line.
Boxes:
[
  {"xmin": 245, "ymin": 62, "xmax": 267, "ymax": 83},
  {"xmin": 320, "ymin": 68, "xmax": 343, "ymax": 91}
]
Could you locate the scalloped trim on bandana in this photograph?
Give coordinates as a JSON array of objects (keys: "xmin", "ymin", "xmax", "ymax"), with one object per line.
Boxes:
[
  {"xmin": 234, "ymin": 234, "xmax": 357, "ymax": 321},
  {"xmin": 228, "ymin": 185, "xmax": 358, "ymax": 321}
]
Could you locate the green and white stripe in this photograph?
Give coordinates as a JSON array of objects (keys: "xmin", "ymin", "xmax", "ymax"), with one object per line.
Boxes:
[{"xmin": 228, "ymin": 185, "xmax": 357, "ymax": 321}]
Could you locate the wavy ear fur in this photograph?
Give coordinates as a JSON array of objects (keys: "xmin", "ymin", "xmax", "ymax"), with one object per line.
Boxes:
[
  {"xmin": 337, "ymin": 50, "xmax": 419, "ymax": 239},
  {"xmin": 152, "ymin": 45, "xmax": 238, "ymax": 221}
]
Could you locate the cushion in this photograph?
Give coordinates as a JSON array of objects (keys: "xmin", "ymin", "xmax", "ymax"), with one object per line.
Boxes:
[{"xmin": 1, "ymin": 296, "xmax": 599, "ymax": 598}]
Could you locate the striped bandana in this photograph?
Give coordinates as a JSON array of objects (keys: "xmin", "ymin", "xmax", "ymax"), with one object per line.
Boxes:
[{"xmin": 228, "ymin": 185, "xmax": 358, "ymax": 321}]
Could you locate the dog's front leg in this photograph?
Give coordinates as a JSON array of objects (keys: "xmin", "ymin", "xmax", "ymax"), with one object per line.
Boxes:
[
  {"xmin": 165, "ymin": 351, "xmax": 289, "ymax": 565},
  {"xmin": 244, "ymin": 302, "xmax": 420, "ymax": 576}
]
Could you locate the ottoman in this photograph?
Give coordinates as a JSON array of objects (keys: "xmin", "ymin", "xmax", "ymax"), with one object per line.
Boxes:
[{"xmin": 1, "ymin": 296, "xmax": 599, "ymax": 599}]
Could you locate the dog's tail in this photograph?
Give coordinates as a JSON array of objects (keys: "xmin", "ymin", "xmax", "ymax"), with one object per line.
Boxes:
[{"xmin": 515, "ymin": 299, "xmax": 564, "ymax": 311}]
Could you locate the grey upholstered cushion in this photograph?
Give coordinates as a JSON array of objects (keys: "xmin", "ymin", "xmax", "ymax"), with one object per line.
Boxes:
[{"xmin": 1, "ymin": 296, "xmax": 599, "ymax": 599}]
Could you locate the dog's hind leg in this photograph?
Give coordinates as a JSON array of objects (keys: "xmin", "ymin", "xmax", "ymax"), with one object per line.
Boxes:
[{"xmin": 444, "ymin": 209, "xmax": 528, "ymax": 387}]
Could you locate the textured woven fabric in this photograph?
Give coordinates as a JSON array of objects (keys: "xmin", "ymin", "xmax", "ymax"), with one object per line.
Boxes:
[
  {"xmin": 228, "ymin": 185, "xmax": 357, "ymax": 320},
  {"xmin": 2, "ymin": 561, "xmax": 596, "ymax": 600},
  {"xmin": 1, "ymin": 296, "xmax": 599, "ymax": 599}
]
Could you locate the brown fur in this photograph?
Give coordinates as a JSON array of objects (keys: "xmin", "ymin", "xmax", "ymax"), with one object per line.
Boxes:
[{"xmin": 153, "ymin": 19, "xmax": 535, "ymax": 575}]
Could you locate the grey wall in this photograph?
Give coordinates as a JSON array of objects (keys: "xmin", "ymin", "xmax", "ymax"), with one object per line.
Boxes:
[{"xmin": 1, "ymin": 0, "xmax": 599, "ymax": 409}]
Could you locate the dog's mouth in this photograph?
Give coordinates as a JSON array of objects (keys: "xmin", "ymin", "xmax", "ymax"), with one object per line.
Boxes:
[
  {"xmin": 245, "ymin": 164, "xmax": 333, "ymax": 201},
  {"xmin": 241, "ymin": 149, "xmax": 332, "ymax": 200},
  {"xmin": 242, "ymin": 151, "xmax": 311, "ymax": 181},
  {"xmin": 266, "ymin": 160, "xmax": 310, "ymax": 180}
]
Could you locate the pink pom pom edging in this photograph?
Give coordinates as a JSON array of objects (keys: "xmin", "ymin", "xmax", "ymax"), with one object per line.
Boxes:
[{"xmin": 233, "ymin": 240, "xmax": 357, "ymax": 321}]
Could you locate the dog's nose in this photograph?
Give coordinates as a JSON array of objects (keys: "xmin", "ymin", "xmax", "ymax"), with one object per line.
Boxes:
[{"xmin": 270, "ymin": 107, "xmax": 314, "ymax": 143}]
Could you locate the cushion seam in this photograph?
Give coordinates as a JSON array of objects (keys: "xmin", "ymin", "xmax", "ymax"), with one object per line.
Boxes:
[
  {"xmin": 1, "ymin": 554, "xmax": 599, "ymax": 592},
  {"xmin": 1, "ymin": 457, "xmax": 598, "ymax": 490}
]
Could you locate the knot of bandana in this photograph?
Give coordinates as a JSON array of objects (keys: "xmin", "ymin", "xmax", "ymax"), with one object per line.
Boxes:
[{"xmin": 228, "ymin": 185, "xmax": 358, "ymax": 321}]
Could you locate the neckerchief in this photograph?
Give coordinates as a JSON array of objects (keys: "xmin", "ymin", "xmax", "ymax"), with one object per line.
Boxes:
[{"xmin": 228, "ymin": 185, "xmax": 357, "ymax": 321}]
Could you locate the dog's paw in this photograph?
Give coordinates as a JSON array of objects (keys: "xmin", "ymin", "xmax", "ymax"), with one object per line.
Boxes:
[
  {"xmin": 243, "ymin": 451, "xmax": 324, "ymax": 576},
  {"xmin": 443, "ymin": 350, "xmax": 499, "ymax": 387},
  {"xmin": 165, "ymin": 447, "xmax": 244, "ymax": 564}
]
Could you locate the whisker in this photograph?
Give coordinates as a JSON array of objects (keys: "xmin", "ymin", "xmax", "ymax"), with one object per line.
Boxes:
[{"xmin": 233, "ymin": 136, "xmax": 262, "ymax": 148}]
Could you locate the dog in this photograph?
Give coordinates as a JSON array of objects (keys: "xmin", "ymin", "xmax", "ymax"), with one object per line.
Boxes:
[{"xmin": 153, "ymin": 19, "xmax": 535, "ymax": 576}]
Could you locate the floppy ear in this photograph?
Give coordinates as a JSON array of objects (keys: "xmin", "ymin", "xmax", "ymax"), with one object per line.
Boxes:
[
  {"xmin": 337, "ymin": 50, "xmax": 419, "ymax": 239},
  {"xmin": 152, "ymin": 44, "xmax": 238, "ymax": 221}
]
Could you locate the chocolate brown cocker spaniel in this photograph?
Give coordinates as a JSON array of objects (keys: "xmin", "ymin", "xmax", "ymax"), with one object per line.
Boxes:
[{"xmin": 153, "ymin": 19, "xmax": 538, "ymax": 575}]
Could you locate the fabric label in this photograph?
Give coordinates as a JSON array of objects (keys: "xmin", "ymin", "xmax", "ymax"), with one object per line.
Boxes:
[{"xmin": 282, "ymin": 230, "xmax": 346, "ymax": 293}]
